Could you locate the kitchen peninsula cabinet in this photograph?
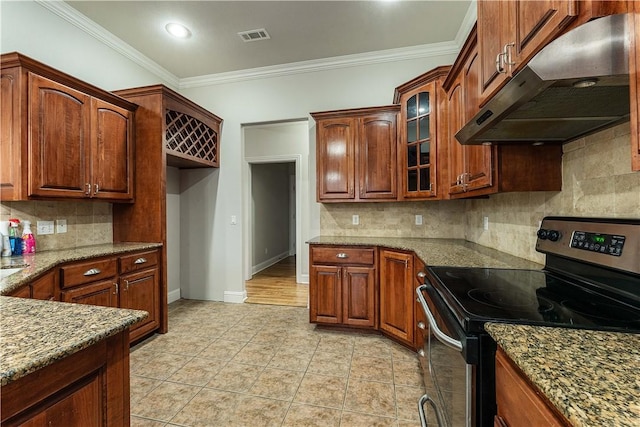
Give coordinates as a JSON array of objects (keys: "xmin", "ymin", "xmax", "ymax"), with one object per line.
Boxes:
[
  {"xmin": 60, "ymin": 256, "xmax": 119, "ymax": 308},
  {"xmin": 0, "ymin": 52, "xmax": 136, "ymax": 202},
  {"xmin": 495, "ymin": 347, "xmax": 571, "ymax": 427},
  {"xmin": 112, "ymin": 85, "xmax": 223, "ymax": 335},
  {"xmin": 309, "ymin": 246, "xmax": 376, "ymax": 328},
  {"xmin": 393, "ymin": 67, "xmax": 450, "ymax": 199},
  {"xmin": 379, "ymin": 249, "xmax": 415, "ymax": 346},
  {"xmin": 311, "ymin": 106, "xmax": 400, "ymax": 202},
  {"xmin": 443, "ymin": 26, "xmax": 563, "ymax": 198}
]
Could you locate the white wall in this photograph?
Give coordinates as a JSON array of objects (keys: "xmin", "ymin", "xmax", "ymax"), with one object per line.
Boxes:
[
  {"xmin": 0, "ymin": 1, "xmax": 168, "ymax": 91},
  {"xmin": 166, "ymin": 167, "xmax": 181, "ymax": 303}
]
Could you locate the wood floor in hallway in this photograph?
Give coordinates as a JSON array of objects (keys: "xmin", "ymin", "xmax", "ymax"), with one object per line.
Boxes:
[{"xmin": 245, "ymin": 256, "xmax": 308, "ymax": 307}]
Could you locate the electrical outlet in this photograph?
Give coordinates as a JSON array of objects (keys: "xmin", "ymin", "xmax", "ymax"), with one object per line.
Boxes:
[
  {"xmin": 37, "ymin": 220, "xmax": 54, "ymax": 235},
  {"xmin": 56, "ymin": 219, "xmax": 67, "ymax": 233},
  {"xmin": 415, "ymin": 215, "xmax": 423, "ymax": 225},
  {"xmin": 483, "ymin": 216, "xmax": 489, "ymax": 231},
  {"xmin": 231, "ymin": 215, "xmax": 237, "ymax": 225},
  {"xmin": 352, "ymin": 215, "xmax": 359, "ymax": 225}
]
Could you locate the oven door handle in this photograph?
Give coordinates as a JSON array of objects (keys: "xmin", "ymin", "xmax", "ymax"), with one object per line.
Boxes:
[
  {"xmin": 418, "ymin": 393, "xmax": 444, "ymax": 427},
  {"xmin": 416, "ymin": 284, "xmax": 463, "ymax": 352}
]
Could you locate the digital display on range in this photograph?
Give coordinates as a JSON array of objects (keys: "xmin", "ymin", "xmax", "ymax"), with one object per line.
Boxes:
[{"xmin": 570, "ymin": 231, "xmax": 625, "ymax": 256}]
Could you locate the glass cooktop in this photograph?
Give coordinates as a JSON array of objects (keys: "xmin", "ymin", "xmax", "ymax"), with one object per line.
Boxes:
[{"xmin": 426, "ymin": 266, "xmax": 640, "ymax": 334}]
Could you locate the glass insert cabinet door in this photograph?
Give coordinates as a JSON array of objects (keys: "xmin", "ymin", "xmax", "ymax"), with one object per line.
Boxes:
[{"xmin": 403, "ymin": 83, "xmax": 436, "ymax": 198}]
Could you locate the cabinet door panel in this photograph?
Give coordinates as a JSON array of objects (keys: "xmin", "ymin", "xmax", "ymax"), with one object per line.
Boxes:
[
  {"xmin": 359, "ymin": 114, "xmax": 397, "ymax": 199},
  {"xmin": 342, "ymin": 266, "xmax": 375, "ymax": 327},
  {"xmin": 1, "ymin": 68, "xmax": 23, "ymax": 200},
  {"xmin": 61, "ymin": 280, "xmax": 118, "ymax": 307},
  {"xmin": 120, "ymin": 268, "xmax": 159, "ymax": 341},
  {"xmin": 447, "ymin": 82, "xmax": 465, "ymax": 195},
  {"xmin": 309, "ymin": 265, "xmax": 342, "ymax": 324},
  {"xmin": 31, "ymin": 271, "xmax": 58, "ymax": 301},
  {"xmin": 478, "ymin": 0, "xmax": 511, "ymax": 97},
  {"xmin": 515, "ymin": 0, "xmax": 577, "ymax": 60},
  {"xmin": 379, "ymin": 250, "xmax": 414, "ymax": 345},
  {"xmin": 29, "ymin": 73, "xmax": 90, "ymax": 198},
  {"xmin": 316, "ymin": 118, "xmax": 355, "ymax": 200},
  {"xmin": 91, "ymin": 98, "xmax": 133, "ymax": 200}
]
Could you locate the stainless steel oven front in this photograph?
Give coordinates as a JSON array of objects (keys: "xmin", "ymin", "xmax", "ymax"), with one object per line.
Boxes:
[{"xmin": 416, "ymin": 279, "xmax": 497, "ymax": 427}]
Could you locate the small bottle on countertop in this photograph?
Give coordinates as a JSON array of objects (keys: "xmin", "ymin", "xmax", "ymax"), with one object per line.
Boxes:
[
  {"xmin": 21, "ymin": 220, "xmax": 36, "ymax": 254},
  {"xmin": 0, "ymin": 221, "xmax": 10, "ymax": 257},
  {"xmin": 8, "ymin": 218, "xmax": 21, "ymax": 255}
]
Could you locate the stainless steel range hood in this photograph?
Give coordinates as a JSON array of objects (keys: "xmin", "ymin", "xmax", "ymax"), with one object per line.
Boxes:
[{"xmin": 456, "ymin": 13, "xmax": 631, "ymax": 146}]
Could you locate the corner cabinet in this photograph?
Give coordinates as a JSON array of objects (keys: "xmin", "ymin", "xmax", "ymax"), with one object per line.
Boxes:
[
  {"xmin": 0, "ymin": 52, "xmax": 136, "ymax": 202},
  {"xmin": 311, "ymin": 106, "xmax": 400, "ymax": 202},
  {"xmin": 379, "ymin": 249, "xmax": 415, "ymax": 346},
  {"xmin": 443, "ymin": 25, "xmax": 563, "ymax": 198},
  {"xmin": 309, "ymin": 246, "xmax": 377, "ymax": 328},
  {"xmin": 393, "ymin": 67, "xmax": 450, "ymax": 199}
]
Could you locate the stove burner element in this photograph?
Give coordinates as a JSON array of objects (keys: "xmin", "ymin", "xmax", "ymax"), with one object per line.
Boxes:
[
  {"xmin": 467, "ymin": 289, "xmax": 553, "ymax": 312},
  {"xmin": 560, "ymin": 300, "xmax": 640, "ymax": 322}
]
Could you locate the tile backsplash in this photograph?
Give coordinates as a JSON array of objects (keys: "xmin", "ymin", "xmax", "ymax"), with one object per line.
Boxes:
[
  {"xmin": 321, "ymin": 122, "xmax": 639, "ymax": 264},
  {"xmin": 0, "ymin": 201, "xmax": 113, "ymax": 251}
]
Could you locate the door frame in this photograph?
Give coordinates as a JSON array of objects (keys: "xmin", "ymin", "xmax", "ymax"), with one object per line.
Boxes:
[{"xmin": 244, "ymin": 154, "xmax": 303, "ymax": 284}]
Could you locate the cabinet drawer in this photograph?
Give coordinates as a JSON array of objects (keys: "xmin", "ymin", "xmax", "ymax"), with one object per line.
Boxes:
[
  {"xmin": 60, "ymin": 258, "xmax": 117, "ymax": 288},
  {"xmin": 311, "ymin": 246, "xmax": 375, "ymax": 265},
  {"xmin": 119, "ymin": 250, "xmax": 159, "ymax": 274}
]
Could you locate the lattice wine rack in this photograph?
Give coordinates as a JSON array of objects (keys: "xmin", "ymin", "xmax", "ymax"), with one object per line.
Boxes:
[{"xmin": 165, "ymin": 110, "xmax": 218, "ymax": 166}]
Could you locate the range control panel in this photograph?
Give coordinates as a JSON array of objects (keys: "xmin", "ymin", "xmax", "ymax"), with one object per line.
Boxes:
[
  {"xmin": 570, "ymin": 231, "xmax": 626, "ymax": 256},
  {"xmin": 536, "ymin": 217, "xmax": 640, "ymax": 275}
]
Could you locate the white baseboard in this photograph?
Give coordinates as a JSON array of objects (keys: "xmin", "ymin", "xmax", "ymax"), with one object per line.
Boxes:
[
  {"xmin": 224, "ymin": 290, "xmax": 247, "ymax": 304},
  {"xmin": 168, "ymin": 289, "xmax": 181, "ymax": 304},
  {"xmin": 252, "ymin": 251, "xmax": 290, "ymax": 275},
  {"xmin": 299, "ymin": 273, "xmax": 309, "ymax": 284}
]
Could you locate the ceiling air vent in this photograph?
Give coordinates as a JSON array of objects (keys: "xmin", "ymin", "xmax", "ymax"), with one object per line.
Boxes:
[{"xmin": 237, "ymin": 28, "xmax": 270, "ymax": 42}]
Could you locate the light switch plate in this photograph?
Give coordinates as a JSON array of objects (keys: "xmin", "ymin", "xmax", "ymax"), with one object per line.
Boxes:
[
  {"xmin": 37, "ymin": 220, "xmax": 54, "ymax": 235},
  {"xmin": 415, "ymin": 215, "xmax": 423, "ymax": 225},
  {"xmin": 483, "ymin": 216, "xmax": 489, "ymax": 231},
  {"xmin": 352, "ymin": 215, "xmax": 359, "ymax": 225}
]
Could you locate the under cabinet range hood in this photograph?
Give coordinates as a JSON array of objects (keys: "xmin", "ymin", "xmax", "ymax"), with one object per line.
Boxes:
[{"xmin": 456, "ymin": 13, "xmax": 631, "ymax": 146}]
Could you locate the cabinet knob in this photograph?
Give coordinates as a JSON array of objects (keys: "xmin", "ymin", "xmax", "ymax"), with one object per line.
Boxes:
[
  {"xmin": 417, "ymin": 321, "xmax": 426, "ymax": 330},
  {"xmin": 83, "ymin": 268, "xmax": 102, "ymax": 276},
  {"xmin": 134, "ymin": 257, "xmax": 147, "ymax": 265},
  {"xmin": 418, "ymin": 349, "xmax": 426, "ymax": 357},
  {"xmin": 336, "ymin": 253, "xmax": 348, "ymax": 259},
  {"xmin": 417, "ymin": 271, "xmax": 426, "ymax": 279}
]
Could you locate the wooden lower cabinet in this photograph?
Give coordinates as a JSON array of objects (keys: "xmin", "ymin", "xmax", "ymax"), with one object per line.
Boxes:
[
  {"xmin": 495, "ymin": 347, "xmax": 570, "ymax": 426},
  {"xmin": 120, "ymin": 267, "xmax": 160, "ymax": 341},
  {"xmin": 309, "ymin": 246, "xmax": 376, "ymax": 328},
  {"xmin": 379, "ymin": 249, "xmax": 415, "ymax": 346},
  {"xmin": 61, "ymin": 280, "xmax": 119, "ymax": 307},
  {"xmin": 1, "ymin": 330, "xmax": 130, "ymax": 427}
]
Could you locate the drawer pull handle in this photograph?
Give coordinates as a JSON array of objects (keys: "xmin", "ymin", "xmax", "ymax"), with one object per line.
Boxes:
[
  {"xmin": 336, "ymin": 253, "xmax": 348, "ymax": 259},
  {"xmin": 417, "ymin": 321, "xmax": 426, "ymax": 330},
  {"xmin": 83, "ymin": 268, "xmax": 102, "ymax": 276},
  {"xmin": 134, "ymin": 257, "xmax": 147, "ymax": 264}
]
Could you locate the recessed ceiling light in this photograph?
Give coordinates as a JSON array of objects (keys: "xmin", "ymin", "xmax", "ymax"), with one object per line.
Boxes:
[{"xmin": 165, "ymin": 23, "xmax": 192, "ymax": 39}]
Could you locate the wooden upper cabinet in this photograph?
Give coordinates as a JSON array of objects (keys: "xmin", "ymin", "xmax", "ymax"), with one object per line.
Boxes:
[
  {"xmin": 394, "ymin": 67, "xmax": 450, "ymax": 200},
  {"xmin": 312, "ymin": 106, "xmax": 399, "ymax": 202},
  {"xmin": 91, "ymin": 98, "xmax": 133, "ymax": 200},
  {"xmin": 29, "ymin": 73, "xmax": 91, "ymax": 198},
  {"xmin": 0, "ymin": 52, "xmax": 137, "ymax": 202},
  {"xmin": 479, "ymin": 0, "xmax": 579, "ymax": 102},
  {"xmin": 316, "ymin": 117, "xmax": 356, "ymax": 200},
  {"xmin": 631, "ymin": 7, "xmax": 640, "ymax": 172}
]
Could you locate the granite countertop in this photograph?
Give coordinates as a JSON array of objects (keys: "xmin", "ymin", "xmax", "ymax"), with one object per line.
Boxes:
[
  {"xmin": 0, "ymin": 242, "xmax": 162, "ymax": 295},
  {"xmin": 307, "ymin": 236, "xmax": 543, "ymax": 269},
  {"xmin": 486, "ymin": 323, "xmax": 640, "ymax": 427},
  {"xmin": 0, "ymin": 296, "xmax": 147, "ymax": 386}
]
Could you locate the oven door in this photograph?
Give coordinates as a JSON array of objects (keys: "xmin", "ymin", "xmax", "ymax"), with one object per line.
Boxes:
[{"xmin": 416, "ymin": 283, "xmax": 473, "ymax": 427}]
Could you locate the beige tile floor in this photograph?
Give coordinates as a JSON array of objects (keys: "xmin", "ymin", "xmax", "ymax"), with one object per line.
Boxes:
[{"xmin": 130, "ymin": 299, "xmax": 425, "ymax": 427}]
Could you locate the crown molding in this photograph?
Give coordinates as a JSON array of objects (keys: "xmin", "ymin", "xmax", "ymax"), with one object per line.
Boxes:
[
  {"xmin": 455, "ymin": 0, "xmax": 478, "ymax": 47},
  {"xmin": 180, "ymin": 40, "xmax": 459, "ymax": 89},
  {"xmin": 35, "ymin": 0, "xmax": 180, "ymax": 88}
]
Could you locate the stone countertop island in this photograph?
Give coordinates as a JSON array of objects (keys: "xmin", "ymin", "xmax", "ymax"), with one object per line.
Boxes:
[
  {"xmin": 0, "ymin": 296, "xmax": 147, "ymax": 386},
  {"xmin": 486, "ymin": 323, "xmax": 640, "ymax": 427}
]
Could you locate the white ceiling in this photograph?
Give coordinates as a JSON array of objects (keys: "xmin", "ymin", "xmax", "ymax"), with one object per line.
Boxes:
[{"xmin": 64, "ymin": 1, "xmax": 473, "ymax": 80}]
